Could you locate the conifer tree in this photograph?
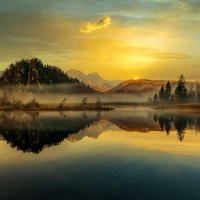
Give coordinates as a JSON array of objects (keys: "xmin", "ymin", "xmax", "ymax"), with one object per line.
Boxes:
[
  {"xmin": 188, "ymin": 84, "xmax": 196, "ymax": 102},
  {"xmin": 159, "ymin": 85, "xmax": 165, "ymax": 101},
  {"xmin": 165, "ymin": 81, "xmax": 172, "ymax": 101},
  {"xmin": 153, "ymin": 93, "xmax": 159, "ymax": 104},
  {"xmin": 175, "ymin": 75, "xmax": 188, "ymax": 102},
  {"xmin": 171, "ymin": 94, "xmax": 174, "ymax": 103}
]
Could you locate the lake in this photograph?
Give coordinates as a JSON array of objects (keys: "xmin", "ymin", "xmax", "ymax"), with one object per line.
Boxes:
[{"xmin": 0, "ymin": 108, "xmax": 200, "ymax": 200}]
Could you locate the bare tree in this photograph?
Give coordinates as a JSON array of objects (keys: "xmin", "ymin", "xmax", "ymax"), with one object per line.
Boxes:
[{"xmin": 82, "ymin": 97, "xmax": 87, "ymax": 106}]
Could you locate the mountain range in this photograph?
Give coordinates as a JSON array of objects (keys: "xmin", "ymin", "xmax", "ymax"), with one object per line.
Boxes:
[
  {"xmin": 0, "ymin": 58, "xmax": 195, "ymax": 97},
  {"xmin": 66, "ymin": 69, "xmax": 123, "ymax": 92}
]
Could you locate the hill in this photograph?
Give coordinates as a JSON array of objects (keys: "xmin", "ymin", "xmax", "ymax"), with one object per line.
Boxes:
[
  {"xmin": 0, "ymin": 58, "xmax": 96, "ymax": 94},
  {"xmin": 105, "ymin": 79, "xmax": 193, "ymax": 96},
  {"xmin": 66, "ymin": 69, "xmax": 123, "ymax": 92}
]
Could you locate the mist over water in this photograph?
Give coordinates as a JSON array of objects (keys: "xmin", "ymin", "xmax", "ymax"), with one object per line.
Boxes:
[
  {"xmin": 0, "ymin": 88, "xmax": 149, "ymax": 105},
  {"xmin": 26, "ymin": 93, "xmax": 149, "ymax": 104}
]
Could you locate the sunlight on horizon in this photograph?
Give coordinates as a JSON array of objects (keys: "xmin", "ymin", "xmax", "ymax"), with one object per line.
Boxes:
[{"xmin": 0, "ymin": 0, "xmax": 199, "ymax": 80}]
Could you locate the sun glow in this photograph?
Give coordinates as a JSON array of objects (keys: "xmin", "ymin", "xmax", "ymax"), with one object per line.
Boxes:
[{"xmin": 135, "ymin": 77, "xmax": 138, "ymax": 80}]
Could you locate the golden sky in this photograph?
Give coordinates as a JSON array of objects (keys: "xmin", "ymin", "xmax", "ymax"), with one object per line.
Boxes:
[{"xmin": 0, "ymin": 0, "xmax": 200, "ymax": 80}]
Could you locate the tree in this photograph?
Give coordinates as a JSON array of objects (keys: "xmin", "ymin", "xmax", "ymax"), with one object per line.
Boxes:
[
  {"xmin": 174, "ymin": 115, "xmax": 187, "ymax": 142},
  {"xmin": 165, "ymin": 81, "xmax": 172, "ymax": 102},
  {"xmin": 82, "ymin": 97, "xmax": 87, "ymax": 106},
  {"xmin": 153, "ymin": 94, "xmax": 159, "ymax": 104},
  {"xmin": 188, "ymin": 84, "xmax": 196, "ymax": 102},
  {"xmin": 159, "ymin": 85, "xmax": 165, "ymax": 101},
  {"xmin": 153, "ymin": 114, "xmax": 158, "ymax": 122},
  {"xmin": 196, "ymin": 81, "xmax": 200, "ymax": 102},
  {"xmin": 96, "ymin": 95, "xmax": 101, "ymax": 108},
  {"xmin": 165, "ymin": 117, "xmax": 171, "ymax": 136},
  {"xmin": 174, "ymin": 75, "xmax": 188, "ymax": 102},
  {"xmin": 0, "ymin": 92, "xmax": 11, "ymax": 105},
  {"xmin": 159, "ymin": 116, "xmax": 165, "ymax": 131},
  {"xmin": 59, "ymin": 98, "xmax": 66, "ymax": 108},
  {"xmin": 171, "ymin": 94, "xmax": 174, "ymax": 103}
]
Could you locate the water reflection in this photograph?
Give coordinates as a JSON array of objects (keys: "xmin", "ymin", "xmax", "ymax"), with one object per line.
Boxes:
[
  {"xmin": 0, "ymin": 111, "xmax": 98, "ymax": 153},
  {"xmin": 0, "ymin": 109, "xmax": 200, "ymax": 153},
  {"xmin": 154, "ymin": 113, "xmax": 200, "ymax": 141}
]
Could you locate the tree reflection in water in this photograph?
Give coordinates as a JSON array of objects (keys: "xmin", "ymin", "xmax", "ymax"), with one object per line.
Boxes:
[
  {"xmin": 154, "ymin": 113, "xmax": 200, "ymax": 142},
  {"xmin": 0, "ymin": 111, "xmax": 98, "ymax": 154},
  {"xmin": 0, "ymin": 110, "xmax": 200, "ymax": 153}
]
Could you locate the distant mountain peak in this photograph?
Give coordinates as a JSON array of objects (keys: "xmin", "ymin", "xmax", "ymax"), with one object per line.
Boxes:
[
  {"xmin": 66, "ymin": 69, "xmax": 123, "ymax": 92},
  {"xmin": 67, "ymin": 69, "xmax": 81, "ymax": 73},
  {"xmin": 89, "ymin": 72, "xmax": 98, "ymax": 75},
  {"xmin": 87, "ymin": 72, "xmax": 101, "ymax": 79},
  {"xmin": 68, "ymin": 69, "xmax": 77, "ymax": 72}
]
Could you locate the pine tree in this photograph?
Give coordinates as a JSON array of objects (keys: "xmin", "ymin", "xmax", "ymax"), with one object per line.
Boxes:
[
  {"xmin": 159, "ymin": 85, "xmax": 165, "ymax": 101},
  {"xmin": 153, "ymin": 93, "xmax": 159, "ymax": 104},
  {"xmin": 188, "ymin": 84, "xmax": 196, "ymax": 102},
  {"xmin": 159, "ymin": 116, "xmax": 165, "ymax": 131},
  {"xmin": 165, "ymin": 81, "xmax": 172, "ymax": 102},
  {"xmin": 175, "ymin": 75, "xmax": 188, "ymax": 102},
  {"xmin": 171, "ymin": 94, "xmax": 174, "ymax": 103},
  {"xmin": 165, "ymin": 117, "xmax": 171, "ymax": 136}
]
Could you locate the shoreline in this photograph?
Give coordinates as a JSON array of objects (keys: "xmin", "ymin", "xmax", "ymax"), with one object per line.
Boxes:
[
  {"xmin": 0, "ymin": 106, "xmax": 114, "ymax": 112},
  {"xmin": 152, "ymin": 103, "xmax": 200, "ymax": 114},
  {"xmin": 0, "ymin": 103, "xmax": 200, "ymax": 113}
]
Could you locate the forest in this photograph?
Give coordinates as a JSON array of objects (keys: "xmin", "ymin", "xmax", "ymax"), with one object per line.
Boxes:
[
  {"xmin": 0, "ymin": 58, "xmax": 96, "ymax": 94},
  {"xmin": 151, "ymin": 75, "xmax": 200, "ymax": 104}
]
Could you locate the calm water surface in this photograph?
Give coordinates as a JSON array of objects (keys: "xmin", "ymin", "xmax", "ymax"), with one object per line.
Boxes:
[{"xmin": 0, "ymin": 108, "xmax": 200, "ymax": 200}]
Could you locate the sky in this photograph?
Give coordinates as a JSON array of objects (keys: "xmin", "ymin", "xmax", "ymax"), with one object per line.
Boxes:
[{"xmin": 0, "ymin": 0, "xmax": 200, "ymax": 80}]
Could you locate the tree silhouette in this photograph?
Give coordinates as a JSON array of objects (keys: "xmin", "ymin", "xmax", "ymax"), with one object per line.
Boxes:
[
  {"xmin": 188, "ymin": 84, "xmax": 196, "ymax": 102},
  {"xmin": 164, "ymin": 117, "xmax": 171, "ymax": 135},
  {"xmin": 153, "ymin": 114, "xmax": 158, "ymax": 122},
  {"xmin": 174, "ymin": 115, "xmax": 187, "ymax": 142},
  {"xmin": 157, "ymin": 115, "xmax": 171, "ymax": 135},
  {"xmin": 0, "ymin": 112, "xmax": 97, "ymax": 153},
  {"xmin": 155, "ymin": 114, "xmax": 196, "ymax": 140},
  {"xmin": 171, "ymin": 94, "xmax": 174, "ymax": 103},
  {"xmin": 174, "ymin": 75, "xmax": 188, "ymax": 102},
  {"xmin": 165, "ymin": 81, "xmax": 172, "ymax": 102},
  {"xmin": 159, "ymin": 85, "xmax": 165, "ymax": 102},
  {"xmin": 159, "ymin": 116, "xmax": 165, "ymax": 131},
  {"xmin": 153, "ymin": 94, "xmax": 159, "ymax": 104}
]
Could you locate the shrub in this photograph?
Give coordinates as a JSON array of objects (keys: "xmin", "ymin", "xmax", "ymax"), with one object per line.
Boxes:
[{"xmin": 25, "ymin": 98, "xmax": 40, "ymax": 108}]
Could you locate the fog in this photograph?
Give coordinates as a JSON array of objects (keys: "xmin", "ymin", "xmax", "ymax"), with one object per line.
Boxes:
[
  {"xmin": 30, "ymin": 93, "xmax": 149, "ymax": 105},
  {"xmin": 0, "ymin": 83, "xmax": 151, "ymax": 105}
]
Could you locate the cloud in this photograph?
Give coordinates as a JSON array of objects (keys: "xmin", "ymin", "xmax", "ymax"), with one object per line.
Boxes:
[
  {"xmin": 80, "ymin": 15, "xmax": 111, "ymax": 33},
  {"xmin": 150, "ymin": 53, "xmax": 192, "ymax": 60}
]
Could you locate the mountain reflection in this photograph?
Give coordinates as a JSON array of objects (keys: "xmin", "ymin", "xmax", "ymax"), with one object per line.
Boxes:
[
  {"xmin": 0, "ymin": 111, "xmax": 99, "ymax": 153},
  {"xmin": 0, "ymin": 110, "xmax": 200, "ymax": 153}
]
